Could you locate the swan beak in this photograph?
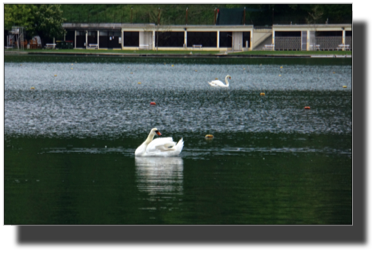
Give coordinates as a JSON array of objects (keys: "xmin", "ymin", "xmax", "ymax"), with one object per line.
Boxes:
[
  {"xmin": 229, "ymin": 77, "xmax": 231, "ymax": 79},
  {"xmin": 155, "ymin": 130, "xmax": 162, "ymax": 136}
]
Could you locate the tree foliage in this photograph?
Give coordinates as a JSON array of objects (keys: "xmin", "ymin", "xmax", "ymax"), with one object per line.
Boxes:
[
  {"xmin": 4, "ymin": 4, "xmax": 37, "ymax": 32},
  {"xmin": 33, "ymin": 5, "xmax": 66, "ymax": 41},
  {"xmin": 58, "ymin": 4, "xmax": 351, "ymax": 25},
  {"xmin": 4, "ymin": 4, "xmax": 66, "ymax": 40}
]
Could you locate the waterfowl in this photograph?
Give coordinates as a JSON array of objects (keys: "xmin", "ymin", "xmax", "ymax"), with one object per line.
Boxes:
[
  {"xmin": 208, "ymin": 75, "xmax": 231, "ymax": 87},
  {"xmin": 135, "ymin": 128, "xmax": 184, "ymax": 157}
]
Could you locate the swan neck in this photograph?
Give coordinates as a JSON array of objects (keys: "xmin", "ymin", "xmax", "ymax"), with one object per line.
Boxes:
[
  {"xmin": 145, "ymin": 132, "xmax": 155, "ymax": 144},
  {"xmin": 225, "ymin": 76, "xmax": 229, "ymax": 85}
]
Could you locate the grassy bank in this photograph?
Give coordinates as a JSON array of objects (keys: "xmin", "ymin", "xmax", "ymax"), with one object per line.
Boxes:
[{"xmin": 233, "ymin": 50, "xmax": 352, "ymax": 55}]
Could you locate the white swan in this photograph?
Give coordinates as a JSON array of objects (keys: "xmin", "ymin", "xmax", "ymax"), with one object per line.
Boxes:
[
  {"xmin": 135, "ymin": 128, "xmax": 184, "ymax": 157},
  {"xmin": 208, "ymin": 75, "xmax": 231, "ymax": 87}
]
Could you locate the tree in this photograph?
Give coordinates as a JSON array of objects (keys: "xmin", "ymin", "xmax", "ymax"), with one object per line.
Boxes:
[
  {"xmin": 4, "ymin": 4, "xmax": 37, "ymax": 34},
  {"xmin": 143, "ymin": 7, "xmax": 173, "ymax": 50},
  {"xmin": 33, "ymin": 5, "xmax": 66, "ymax": 43},
  {"xmin": 305, "ymin": 5, "xmax": 324, "ymax": 24},
  {"xmin": 4, "ymin": 4, "xmax": 66, "ymax": 43}
]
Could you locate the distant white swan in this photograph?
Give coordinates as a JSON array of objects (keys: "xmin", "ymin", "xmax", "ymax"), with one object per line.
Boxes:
[
  {"xmin": 208, "ymin": 75, "xmax": 231, "ymax": 87},
  {"xmin": 135, "ymin": 128, "xmax": 184, "ymax": 157}
]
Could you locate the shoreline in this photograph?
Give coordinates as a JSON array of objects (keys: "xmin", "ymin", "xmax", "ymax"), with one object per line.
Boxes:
[{"xmin": 5, "ymin": 50, "xmax": 352, "ymax": 59}]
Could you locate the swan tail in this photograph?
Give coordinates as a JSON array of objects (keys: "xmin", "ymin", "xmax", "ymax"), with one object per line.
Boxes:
[{"xmin": 176, "ymin": 138, "xmax": 184, "ymax": 153}]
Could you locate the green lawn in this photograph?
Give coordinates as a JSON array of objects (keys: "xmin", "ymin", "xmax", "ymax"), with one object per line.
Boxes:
[
  {"xmin": 234, "ymin": 50, "xmax": 352, "ymax": 55},
  {"xmin": 25, "ymin": 49, "xmax": 221, "ymax": 54}
]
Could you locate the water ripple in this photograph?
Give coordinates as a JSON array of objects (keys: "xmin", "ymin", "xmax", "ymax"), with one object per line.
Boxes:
[{"xmin": 5, "ymin": 62, "xmax": 351, "ymax": 138}]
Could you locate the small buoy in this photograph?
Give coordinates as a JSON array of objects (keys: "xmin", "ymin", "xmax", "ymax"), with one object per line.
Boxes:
[
  {"xmin": 304, "ymin": 106, "xmax": 311, "ymax": 110},
  {"xmin": 333, "ymin": 72, "xmax": 336, "ymax": 74},
  {"xmin": 30, "ymin": 87, "xmax": 35, "ymax": 90},
  {"xmin": 205, "ymin": 134, "xmax": 214, "ymax": 139},
  {"xmin": 343, "ymin": 85, "xmax": 347, "ymax": 88},
  {"xmin": 54, "ymin": 74, "xmax": 57, "ymax": 77},
  {"xmin": 195, "ymin": 70, "xmax": 197, "ymax": 72},
  {"xmin": 279, "ymin": 74, "xmax": 281, "ymax": 76},
  {"xmin": 138, "ymin": 82, "xmax": 141, "ymax": 84},
  {"xmin": 130, "ymin": 72, "xmax": 133, "ymax": 74},
  {"xmin": 71, "ymin": 68, "xmax": 73, "ymax": 70},
  {"xmin": 71, "ymin": 64, "xmax": 73, "ymax": 65},
  {"xmin": 150, "ymin": 102, "xmax": 156, "ymax": 106},
  {"xmin": 171, "ymin": 65, "xmax": 174, "ymax": 67},
  {"xmin": 260, "ymin": 92, "xmax": 265, "ymax": 96},
  {"xmin": 280, "ymin": 66, "xmax": 283, "ymax": 68},
  {"xmin": 243, "ymin": 68, "xmax": 245, "ymax": 70}
]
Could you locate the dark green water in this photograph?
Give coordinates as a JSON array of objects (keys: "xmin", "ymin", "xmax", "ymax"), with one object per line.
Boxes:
[{"xmin": 4, "ymin": 55, "xmax": 352, "ymax": 224}]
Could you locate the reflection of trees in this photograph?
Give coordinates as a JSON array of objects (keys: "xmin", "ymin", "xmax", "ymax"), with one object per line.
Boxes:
[{"xmin": 135, "ymin": 157, "xmax": 184, "ymax": 196}]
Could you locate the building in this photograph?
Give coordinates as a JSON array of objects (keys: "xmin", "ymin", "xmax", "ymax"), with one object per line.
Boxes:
[
  {"xmin": 61, "ymin": 22, "xmax": 352, "ymax": 51},
  {"xmin": 272, "ymin": 24, "xmax": 352, "ymax": 51}
]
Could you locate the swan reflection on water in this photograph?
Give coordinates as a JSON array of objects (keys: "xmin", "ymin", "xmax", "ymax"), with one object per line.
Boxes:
[{"xmin": 135, "ymin": 157, "xmax": 184, "ymax": 196}]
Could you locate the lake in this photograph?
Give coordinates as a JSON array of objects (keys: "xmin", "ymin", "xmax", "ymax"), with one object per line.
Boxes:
[{"xmin": 4, "ymin": 55, "xmax": 352, "ymax": 224}]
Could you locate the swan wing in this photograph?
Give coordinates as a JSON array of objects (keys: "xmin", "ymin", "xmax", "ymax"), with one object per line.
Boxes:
[
  {"xmin": 208, "ymin": 80, "xmax": 225, "ymax": 86},
  {"xmin": 147, "ymin": 137, "xmax": 176, "ymax": 152},
  {"xmin": 208, "ymin": 81, "xmax": 218, "ymax": 87}
]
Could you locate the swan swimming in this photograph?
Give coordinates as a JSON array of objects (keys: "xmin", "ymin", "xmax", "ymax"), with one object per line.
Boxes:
[
  {"xmin": 208, "ymin": 75, "xmax": 231, "ymax": 87},
  {"xmin": 135, "ymin": 128, "xmax": 184, "ymax": 157}
]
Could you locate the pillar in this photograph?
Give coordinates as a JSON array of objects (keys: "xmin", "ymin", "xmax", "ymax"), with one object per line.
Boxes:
[
  {"xmin": 250, "ymin": 30, "xmax": 253, "ymax": 50},
  {"xmin": 184, "ymin": 29, "xmax": 187, "ymax": 48},
  {"xmin": 342, "ymin": 30, "xmax": 346, "ymax": 51},
  {"xmin": 307, "ymin": 30, "xmax": 310, "ymax": 51},
  {"xmin": 74, "ymin": 30, "xmax": 77, "ymax": 48},
  {"xmin": 85, "ymin": 30, "xmax": 88, "ymax": 48},
  {"xmin": 272, "ymin": 29, "xmax": 275, "ymax": 51},
  {"xmin": 217, "ymin": 30, "xmax": 220, "ymax": 49}
]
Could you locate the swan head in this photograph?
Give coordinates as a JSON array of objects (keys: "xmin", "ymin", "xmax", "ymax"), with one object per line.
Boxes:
[
  {"xmin": 226, "ymin": 75, "xmax": 231, "ymax": 80},
  {"xmin": 150, "ymin": 128, "xmax": 162, "ymax": 136}
]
